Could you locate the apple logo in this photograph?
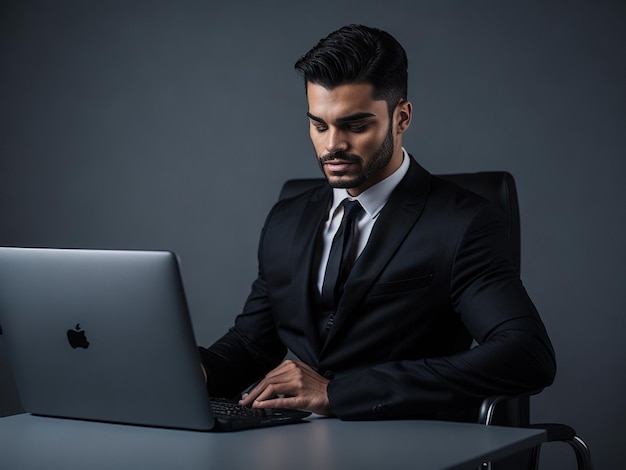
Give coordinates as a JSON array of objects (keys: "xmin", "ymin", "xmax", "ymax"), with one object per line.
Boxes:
[{"xmin": 66, "ymin": 324, "xmax": 90, "ymax": 349}]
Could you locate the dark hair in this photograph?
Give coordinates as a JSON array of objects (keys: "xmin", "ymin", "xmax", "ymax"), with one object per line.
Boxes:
[{"xmin": 294, "ymin": 24, "xmax": 408, "ymax": 113}]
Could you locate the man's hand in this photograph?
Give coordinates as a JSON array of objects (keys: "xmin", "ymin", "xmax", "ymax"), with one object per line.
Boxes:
[{"xmin": 239, "ymin": 360, "xmax": 332, "ymax": 416}]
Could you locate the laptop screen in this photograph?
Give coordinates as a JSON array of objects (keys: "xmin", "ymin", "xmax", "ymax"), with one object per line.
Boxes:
[{"xmin": 0, "ymin": 247, "xmax": 214, "ymax": 430}]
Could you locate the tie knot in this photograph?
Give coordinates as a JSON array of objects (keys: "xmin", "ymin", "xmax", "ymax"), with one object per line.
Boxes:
[{"xmin": 342, "ymin": 199, "xmax": 362, "ymax": 221}]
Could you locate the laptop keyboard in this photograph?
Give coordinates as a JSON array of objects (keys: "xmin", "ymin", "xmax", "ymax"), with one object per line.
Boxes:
[
  {"xmin": 208, "ymin": 397, "xmax": 311, "ymax": 430},
  {"xmin": 209, "ymin": 397, "xmax": 273, "ymax": 419}
]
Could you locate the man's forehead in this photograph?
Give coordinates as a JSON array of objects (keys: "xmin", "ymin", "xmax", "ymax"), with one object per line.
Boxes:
[
  {"xmin": 306, "ymin": 82, "xmax": 386, "ymax": 119},
  {"xmin": 306, "ymin": 81, "xmax": 376, "ymax": 99}
]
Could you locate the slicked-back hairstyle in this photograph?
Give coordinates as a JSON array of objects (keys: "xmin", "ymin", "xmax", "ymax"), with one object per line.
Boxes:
[{"xmin": 294, "ymin": 24, "xmax": 408, "ymax": 114}]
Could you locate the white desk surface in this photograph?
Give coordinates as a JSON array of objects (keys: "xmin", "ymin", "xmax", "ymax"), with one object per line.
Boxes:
[{"xmin": 0, "ymin": 413, "xmax": 545, "ymax": 470}]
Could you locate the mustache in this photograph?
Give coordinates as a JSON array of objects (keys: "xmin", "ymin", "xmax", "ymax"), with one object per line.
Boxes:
[{"xmin": 319, "ymin": 152, "xmax": 361, "ymax": 164}]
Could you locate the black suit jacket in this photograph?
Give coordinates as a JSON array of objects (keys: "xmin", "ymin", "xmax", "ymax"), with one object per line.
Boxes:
[{"xmin": 201, "ymin": 157, "xmax": 556, "ymax": 420}]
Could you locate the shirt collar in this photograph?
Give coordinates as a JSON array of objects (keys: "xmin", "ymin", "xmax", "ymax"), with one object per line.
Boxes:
[{"xmin": 329, "ymin": 148, "xmax": 410, "ymax": 220}]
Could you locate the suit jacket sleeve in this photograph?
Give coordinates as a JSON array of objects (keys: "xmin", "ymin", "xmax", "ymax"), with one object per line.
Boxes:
[{"xmin": 198, "ymin": 205, "xmax": 288, "ymax": 399}]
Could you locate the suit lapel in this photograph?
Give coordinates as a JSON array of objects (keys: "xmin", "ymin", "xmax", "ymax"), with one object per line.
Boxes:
[
  {"xmin": 289, "ymin": 185, "xmax": 332, "ymax": 357},
  {"xmin": 321, "ymin": 158, "xmax": 432, "ymax": 352}
]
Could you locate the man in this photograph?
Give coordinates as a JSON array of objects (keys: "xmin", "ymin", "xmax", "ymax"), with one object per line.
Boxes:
[{"xmin": 199, "ymin": 24, "xmax": 556, "ymax": 421}]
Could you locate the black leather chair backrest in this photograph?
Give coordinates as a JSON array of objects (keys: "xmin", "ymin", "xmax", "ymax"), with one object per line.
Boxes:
[{"xmin": 280, "ymin": 172, "xmax": 521, "ymax": 271}]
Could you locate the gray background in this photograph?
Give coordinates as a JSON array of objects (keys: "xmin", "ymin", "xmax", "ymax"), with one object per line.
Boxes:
[{"xmin": 0, "ymin": 1, "xmax": 623, "ymax": 468}]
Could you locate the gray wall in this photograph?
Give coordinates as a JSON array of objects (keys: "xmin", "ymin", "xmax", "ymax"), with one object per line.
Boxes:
[{"xmin": 1, "ymin": 1, "xmax": 624, "ymax": 468}]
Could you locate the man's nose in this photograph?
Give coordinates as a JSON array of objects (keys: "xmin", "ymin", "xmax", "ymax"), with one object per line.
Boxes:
[{"xmin": 325, "ymin": 128, "xmax": 348, "ymax": 154}]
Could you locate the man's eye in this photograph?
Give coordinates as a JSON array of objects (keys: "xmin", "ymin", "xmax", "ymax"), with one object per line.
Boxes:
[
  {"xmin": 313, "ymin": 125, "xmax": 327, "ymax": 132},
  {"xmin": 348, "ymin": 124, "xmax": 368, "ymax": 133}
]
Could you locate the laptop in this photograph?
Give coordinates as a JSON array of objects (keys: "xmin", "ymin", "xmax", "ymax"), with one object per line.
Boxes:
[{"xmin": 0, "ymin": 247, "xmax": 310, "ymax": 431}]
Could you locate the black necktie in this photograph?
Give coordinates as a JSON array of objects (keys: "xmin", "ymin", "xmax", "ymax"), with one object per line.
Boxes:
[{"xmin": 321, "ymin": 199, "xmax": 363, "ymax": 308}]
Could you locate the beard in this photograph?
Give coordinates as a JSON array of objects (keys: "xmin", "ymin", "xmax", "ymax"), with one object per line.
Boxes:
[{"xmin": 317, "ymin": 122, "xmax": 395, "ymax": 190}]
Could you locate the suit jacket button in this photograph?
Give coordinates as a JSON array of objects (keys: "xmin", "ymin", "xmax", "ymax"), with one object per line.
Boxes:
[
  {"xmin": 373, "ymin": 404, "xmax": 385, "ymax": 414},
  {"xmin": 323, "ymin": 370, "xmax": 335, "ymax": 379}
]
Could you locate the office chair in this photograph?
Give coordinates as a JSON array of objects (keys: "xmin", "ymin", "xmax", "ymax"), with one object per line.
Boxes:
[{"xmin": 279, "ymin": 173, "xmax": 592, "ymax": 470}]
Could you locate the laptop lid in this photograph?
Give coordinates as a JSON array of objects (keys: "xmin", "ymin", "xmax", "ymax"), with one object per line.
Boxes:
[{"xmin": 0, "ymin": 247, "xmax": 215, "ymax": 431}]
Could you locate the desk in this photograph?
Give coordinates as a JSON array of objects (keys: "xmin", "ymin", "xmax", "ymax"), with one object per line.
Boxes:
[{"xmin": 0, "ymin": 413, "xmax": 544, "ymax": 470}]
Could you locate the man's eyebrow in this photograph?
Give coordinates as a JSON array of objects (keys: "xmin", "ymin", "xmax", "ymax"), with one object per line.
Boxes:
[
  {"xmin": 306, "ymin": 111, "xmax": 377, "ymax": 124},
  {"xmin": 306, "ymin": 112, "xmax": 325, "ymax": 124}
]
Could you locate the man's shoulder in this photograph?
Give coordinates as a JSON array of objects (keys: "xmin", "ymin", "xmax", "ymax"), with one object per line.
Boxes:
[
  {"xmin": 429, "ymin": 174, "xmax": 490, "ymax": 204},
  {"xmin": 420, "ymin": 173, "xmax": 510, "ymax": 239},
  {"xmin": 401, "ymin": 158, "xmax": 491, "ymax": 212},
  {"xmin": 274, "ymin": 180, "xmax": 330, "ymax": 208},
  {"xmin": 264, "ymin": 180, "xmax": 331, "ymax": 225},
  {"xmin": 277, "ymin": 179, "xmax": 329, "ymax": 201}
]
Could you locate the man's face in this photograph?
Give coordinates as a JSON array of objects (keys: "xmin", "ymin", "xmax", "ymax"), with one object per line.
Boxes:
[{"xmin": 306, "ymin": 82, "xmax": 406, "ymax": 196}]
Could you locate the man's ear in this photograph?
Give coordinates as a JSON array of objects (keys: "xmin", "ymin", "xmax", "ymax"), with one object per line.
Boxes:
[{"xmin": 395, "ymin": 100, "xmax": 412, "ymax": 134}]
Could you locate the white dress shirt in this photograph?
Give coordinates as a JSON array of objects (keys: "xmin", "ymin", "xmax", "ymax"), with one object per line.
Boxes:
[{"xmin": 316, "ymin": 148, "xmax": 411, "ymax": 293}]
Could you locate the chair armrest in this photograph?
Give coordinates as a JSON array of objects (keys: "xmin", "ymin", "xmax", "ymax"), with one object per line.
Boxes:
[
  {"xmin": 477, "ymin": 390, "xmax": 546, "ymax": 426},
  {"xmin": 527, "ymin": 423, "xmax": 575, "ymax": 441},
  {"xmin": 478, "ymin": 395, "xmax": 514, "ymax": 425},
  {"xmin": 479, "ymin": 396, "xmax": 594, "ymax": 470},
  {"xmin": 477, "ymin": 393, "xmax": 534, "ymax": 426}
]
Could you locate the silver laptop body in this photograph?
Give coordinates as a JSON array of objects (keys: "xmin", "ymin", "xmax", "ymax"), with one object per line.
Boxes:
[
  {"xmin": 0, "ymin": 247, "xmax": 217, "ymax": 430},
  {"xmin": 0, "ymin": 247, "xmax": 310, "ymax": 431}
]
